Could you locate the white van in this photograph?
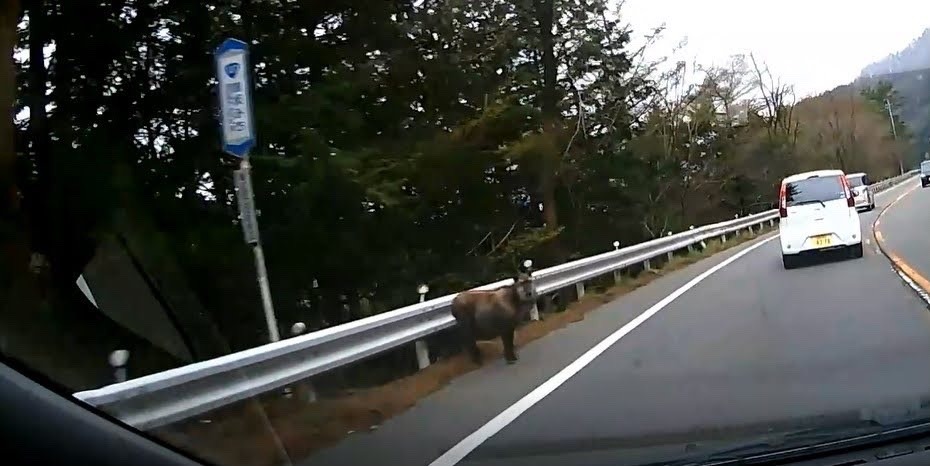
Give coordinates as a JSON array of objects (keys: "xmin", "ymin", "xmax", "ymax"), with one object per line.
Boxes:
[
  {"xmin": 921, "ymin": 160, "xmax": 930, "ymax": 188},
  {"xmin": 778, "ymin": 170, "xmax": 863, "ymax": 269}
]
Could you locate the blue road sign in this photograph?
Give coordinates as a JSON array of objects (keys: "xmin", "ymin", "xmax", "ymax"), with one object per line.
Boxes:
[{"xmin": 215, "ymin": 38, "xmax": 255, "ymax": 158}]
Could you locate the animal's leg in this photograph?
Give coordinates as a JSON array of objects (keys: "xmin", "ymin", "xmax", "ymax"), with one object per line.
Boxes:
[
  {"xmin": 460, "ymin": 320, "xmax": 482, "ymax": 364},
  {"xmin": 502, "ymin": 327, "xmax": 518, "ymax": 363}
]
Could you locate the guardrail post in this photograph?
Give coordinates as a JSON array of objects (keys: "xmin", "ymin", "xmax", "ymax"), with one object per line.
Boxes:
[
  {"xmin": 666, "ymin": 231, "xmax": 674, "ymax": 261},
  {"xmin": 575, "ymin": 282, "xmax": 585, "ymax": 299},
  {"xmin": 414, "ymin": 285, "xmax": 431, "ymax": 369},
  {"xmin": 720, "ymin": 232, "xmax": 727, "ymax": 243},
  {"xmin": 643, "ymin": 259, "xmax": 652, "ymax": 271},
  {"xmin": 612, "ymin": 241, "xmax": 622, "ymax": 283},
  {"xmin": 523, "ymin": 259, "xmax": 540, "ymax": 321},
  {"xmin": 769, "ymin": 219, "xmax": 775, "ymax": 227},
  {"xmin": 288, "ymin": 322, "xmax": 317, "ymax": 402},
  {"xmin": 687, "ymin": 226, "xmax": 695, "ymax": 253},
  {"xmin": 109, "ymin": 350, "xmax": 129, "ymax": 383}
]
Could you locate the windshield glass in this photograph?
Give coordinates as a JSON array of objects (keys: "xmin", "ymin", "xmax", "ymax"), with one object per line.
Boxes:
[
  {"xmin": 4, "ymin": 2, "xmax": 930, "ymax": 466},
  {"xmin": 786, "ymin": 176, "xmax": 846, "ymax": 205}
]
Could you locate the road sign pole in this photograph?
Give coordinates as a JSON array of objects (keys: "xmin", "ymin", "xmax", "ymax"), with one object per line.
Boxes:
[
  {"xmin": 217, "ymin": 38, "xmax": 280, "ymax": 343},
  {"xmin": 238, "ymin": 158, "xmax": 280, "ymax": 343},
  {"xmin": 252, "ymin": 239, "xmax": 280, "ymax": 342}
]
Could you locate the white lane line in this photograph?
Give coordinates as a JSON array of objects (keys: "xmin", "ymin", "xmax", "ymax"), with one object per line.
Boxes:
[{"xmin": 429, "ymin": 235, "xmax": 780, "ymax": 466}]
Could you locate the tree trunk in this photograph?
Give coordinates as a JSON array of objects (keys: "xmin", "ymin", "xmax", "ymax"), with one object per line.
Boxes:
[
  {"xmin": 27, "ymin": 0, "xmax": 50, "ymax": 257},
  {"xmin": 1, "ymin": 0, "xmax": 29, "ymax": 297},
  {"xmin": 536, "ymin": 0, "xmax": 562, "ymax": 261},
  {"xmin": 0, "ymin": 0, "xmax": 19, "ymax": 217}
]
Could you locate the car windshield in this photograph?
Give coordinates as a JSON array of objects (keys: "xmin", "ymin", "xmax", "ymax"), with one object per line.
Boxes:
[
  {"xmin": 846, "ymin": 175, "xmax": 865, "ymax": 188},
  {"xmin": 786, "ymin": 176, "xmax": 846, "ymax": 205},
  {"xmin": 4, "ymin": 2, "xmax": 930, "ymax": 466}
]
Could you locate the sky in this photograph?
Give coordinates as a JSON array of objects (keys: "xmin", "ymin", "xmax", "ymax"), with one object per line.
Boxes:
[{"xmin": 622, "ymin": 0, "xmax": 930, "ymax": 98}]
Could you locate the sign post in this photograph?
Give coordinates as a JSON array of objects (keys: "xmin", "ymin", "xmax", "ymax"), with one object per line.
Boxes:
[{"xmin": 216, "ymin": 38, "xmax": 280, "ymax": 343}]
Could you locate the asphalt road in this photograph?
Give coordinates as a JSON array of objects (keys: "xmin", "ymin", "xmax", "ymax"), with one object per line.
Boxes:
[
  {"xmin": 875, "ymin": 181, "xmax": 930, "ymax": 293},
  {"xmin": 304, "ymin": 178, "xmax": 930, "ymax": 466}
]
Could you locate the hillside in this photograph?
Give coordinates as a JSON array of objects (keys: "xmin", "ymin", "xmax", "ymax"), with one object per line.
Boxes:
[
  {"xmin": 853, "ymin": 26, "xmax": 930, "ymax": 166},
  {"xmin": 861, "ymin": 28, "xmax": 930, "ymax": 77},
  {"xmin": 851, "ymin": 68, "xmax": 930, "ymax": 167}
]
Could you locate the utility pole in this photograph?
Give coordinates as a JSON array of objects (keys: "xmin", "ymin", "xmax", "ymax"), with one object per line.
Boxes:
[{"xmin": 885, "ymin": 98, "xmax": 904, "ymax": 175}]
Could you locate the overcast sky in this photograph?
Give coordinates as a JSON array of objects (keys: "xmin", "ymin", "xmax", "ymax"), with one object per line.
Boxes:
[{"xmin": 623, "ymin": 0, "xmax": 930, "ymax": 97}]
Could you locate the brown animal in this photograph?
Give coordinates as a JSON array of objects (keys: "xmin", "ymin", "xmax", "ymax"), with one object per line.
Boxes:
[{"xmin": 450, "ymin": 273, "xmax": 538, "ymax": 364}]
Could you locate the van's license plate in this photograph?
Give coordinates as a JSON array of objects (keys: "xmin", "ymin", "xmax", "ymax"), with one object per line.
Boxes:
[{"xmin": 812, "ymin": 235, "xmax": 832, "ymax": 247}]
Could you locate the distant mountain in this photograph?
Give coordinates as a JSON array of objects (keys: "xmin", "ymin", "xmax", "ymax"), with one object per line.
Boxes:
[{"xmin": 860, "ymin": 28, "xmax": 930, "ymax": 77}]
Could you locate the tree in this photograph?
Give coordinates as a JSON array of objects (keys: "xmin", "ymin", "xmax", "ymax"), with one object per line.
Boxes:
[{"xmin": 0, "ymin": 0, "xmax": 17, "ymax": 216}]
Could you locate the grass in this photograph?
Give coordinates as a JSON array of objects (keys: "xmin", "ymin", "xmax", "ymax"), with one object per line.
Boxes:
[{"xmin": 153, "ymin": 226, "xmax": 774, "ymax": 466}]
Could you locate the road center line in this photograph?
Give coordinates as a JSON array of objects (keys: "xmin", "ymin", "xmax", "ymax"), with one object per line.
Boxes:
[
  {"xmin": 889, "ymin": 253, "xmax": 930, "ymax": 293},
  {"xmin": 874, "ymin": 182, "xmax": 930, "ymax": 295},
  {"xmin": 429, "ymin": 235, "xmax": 780, "ymax": 466}
]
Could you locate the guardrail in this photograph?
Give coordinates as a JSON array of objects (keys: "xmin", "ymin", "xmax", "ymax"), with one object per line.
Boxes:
[{"xmin": 73, "ymin": 170, "xmax": 918, "ymax": 430}]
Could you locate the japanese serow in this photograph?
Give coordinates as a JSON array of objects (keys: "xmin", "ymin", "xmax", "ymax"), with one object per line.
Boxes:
[{"xmin": 450, "ymin": 273, "xmax": 538, "ymax": 364}]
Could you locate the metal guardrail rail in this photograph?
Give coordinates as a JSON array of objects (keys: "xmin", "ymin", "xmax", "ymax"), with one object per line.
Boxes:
[{"xmin": 73, "ymin": 171, "xmax": 917, "ymax": 430}]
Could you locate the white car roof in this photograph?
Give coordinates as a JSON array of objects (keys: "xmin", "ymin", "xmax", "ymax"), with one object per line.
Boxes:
[
  {"xmin": 845, "ymin": 172, "xmax": 866, "ymax": 178},
  {"xmin": 782, "ymin": 169, "xmax": 845, "ymax": 184}
]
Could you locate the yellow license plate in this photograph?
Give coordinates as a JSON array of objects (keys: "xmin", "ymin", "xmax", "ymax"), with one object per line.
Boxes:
[{"xmin": 812, "ymin": 235, "xmax": 832, "ymax": 247}]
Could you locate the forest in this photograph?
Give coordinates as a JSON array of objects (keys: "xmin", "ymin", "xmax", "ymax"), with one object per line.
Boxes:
[{"xmin": 0, "ymin": 0, "xmax": 913, "ymax": 388}]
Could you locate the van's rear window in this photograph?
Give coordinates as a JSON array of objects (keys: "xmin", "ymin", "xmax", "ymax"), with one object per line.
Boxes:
[
  {"xmin": 785, "ymin": 176, "xmax": 845, "ymax": 206},
  {"xmin": 846, "ymin": 175, "xmax": 865, "ymax": 188},
  {"xmin": 922, "ymin": 161, "xmax": 930, "ymax": 174}
]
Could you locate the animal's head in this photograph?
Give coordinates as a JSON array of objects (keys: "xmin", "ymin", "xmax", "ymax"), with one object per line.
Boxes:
[{"xmin": 513, "ymin": 272, "xmax": 537, "ymax": 303}]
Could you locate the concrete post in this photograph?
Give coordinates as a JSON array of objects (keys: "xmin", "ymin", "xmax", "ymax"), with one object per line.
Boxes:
[
  {"xmin": 108, "ymin": 350, "xmax": 129, "ymax": 383},
  {"xmin": 523, "ymin": 259, "xmax": 540, "ymax": 321},
  {"xmin": 289, "ymin": 322, "xmax": 317, "ymax": 402},
  {"xmin": 414, "ymin": 285, "xmax": 431, "ymax": 369},
  {"xmin": 612, "ymin": 241, "xmax": 622, "ymax": 283},
  {"xmin": 666, "ymin": 231, "xmax": 674, "ymax": 261}
]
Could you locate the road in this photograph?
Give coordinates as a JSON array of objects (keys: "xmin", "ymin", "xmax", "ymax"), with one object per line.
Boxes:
[{"xmin": 304, "ymin": 178, "xmax": 930, "ymax": 466}]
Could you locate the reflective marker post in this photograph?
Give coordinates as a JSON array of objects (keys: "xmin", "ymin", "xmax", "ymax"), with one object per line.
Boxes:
[{"xmin": 216, "ymin": 38, "xmax": 280, "ymax": 343}]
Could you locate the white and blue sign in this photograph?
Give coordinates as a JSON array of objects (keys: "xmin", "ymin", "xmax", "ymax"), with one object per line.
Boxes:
[{"xmin": 215, "ymin": 38, "xmax": 255, "ymax": 158}]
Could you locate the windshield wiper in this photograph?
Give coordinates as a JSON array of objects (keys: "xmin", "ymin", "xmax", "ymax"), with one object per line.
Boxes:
[
  {"xmin": 670, "ymin": 419, "xmax": 930, "ymax": 466},
  {"xmin": 789, "ymin": 199, "xmax": 827, "ymax": 208}
]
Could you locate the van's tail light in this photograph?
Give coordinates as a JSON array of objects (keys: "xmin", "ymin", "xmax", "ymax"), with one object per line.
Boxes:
[
  {"xmin": 840, "ymin": 176, "xmax": 855, "ymax": 207},
  {"xmin": 778, "ymin": 183, "xmax": 787, "ymax": 217}
]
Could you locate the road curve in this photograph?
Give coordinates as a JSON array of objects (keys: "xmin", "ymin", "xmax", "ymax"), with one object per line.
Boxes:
[
  {"xmin": 875, "ymin": 181, "xmax": 930, "ymax": 297},
  {"xmin": 304, "ymin": 178, "xmax": 930, "ymax": 466}
]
